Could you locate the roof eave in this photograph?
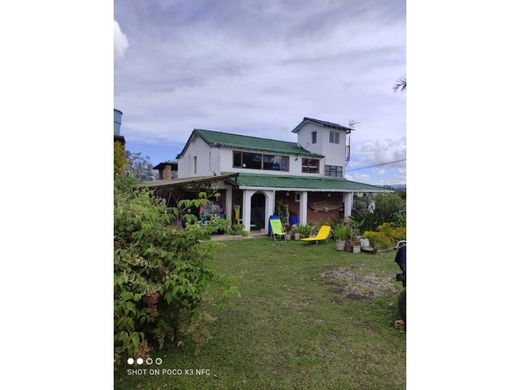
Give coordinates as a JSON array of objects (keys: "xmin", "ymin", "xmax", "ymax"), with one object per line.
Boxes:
[{"xmin": 291, "ymin": 118, "xmax": 354, "ymax": 133}]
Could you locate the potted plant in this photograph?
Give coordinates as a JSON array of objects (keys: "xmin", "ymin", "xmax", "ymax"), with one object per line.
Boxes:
[
  {"xmin": 294, "ymin": 226, "xmax": 301, "ymax": 240},
  {"xmin": 352, "ymin": 236, "xmax": 361, "ymax": 253},
  {"xmin": 284, "ymin": 224, "xmax": 292, "ymax": 240},
  {"xmin": 333, "ymin": 225, "xmax": 348, "ymax": 251},
  {"xmin": 300, "ymin": 224, "xmax": 311, "ymax": 238}
]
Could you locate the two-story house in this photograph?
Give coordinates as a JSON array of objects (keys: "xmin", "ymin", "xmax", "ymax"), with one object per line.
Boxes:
[{"xmin": 153, "ymin": 117, "xmax": 388, "ymax": 232}]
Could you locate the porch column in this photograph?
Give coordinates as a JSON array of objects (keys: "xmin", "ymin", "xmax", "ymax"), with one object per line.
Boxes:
[
  {"xmin": 299, "ymin": 191, "xmax": 308, "ymax": 225},
  {"xmin": 264, "ymin": 190, "xmax": 276, "ymax": 233},
  {"xmin": 225, "ymin": 186, "xmax": 233, "ymax": 221},
  {"xmin": 243, "ymin": 190, "xmax": 254, "ymax": 232},
  {"xmin": 343, "ymin": 192, "xmax": 354, "ymax": 218}
]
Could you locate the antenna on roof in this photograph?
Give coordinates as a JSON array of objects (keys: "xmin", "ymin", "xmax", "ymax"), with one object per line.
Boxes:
[{"xmin": 345, "ymin": 120, "xmax": 360, "ymax": 172}]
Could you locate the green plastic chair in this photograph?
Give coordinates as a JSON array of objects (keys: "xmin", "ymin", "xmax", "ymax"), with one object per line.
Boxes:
[{"xmin": 269, "ymin": 219, "xmax": 287, "ymax": 241}]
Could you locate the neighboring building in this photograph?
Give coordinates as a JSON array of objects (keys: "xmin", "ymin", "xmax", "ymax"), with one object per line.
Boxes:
[
  {"xmin": 153, "ymin": 161, "xmax": 178, "ymax": 180},
  {"xmin": 114, "ymin": 109, "xmax": 125, "ymax": 145},
  {"xmin": 114, "ymin": 108, "xmax": 126, "ymax": 175},
  {"xmin": 148, "ymin": 117, "xmax": 389, "ymax": 232}
]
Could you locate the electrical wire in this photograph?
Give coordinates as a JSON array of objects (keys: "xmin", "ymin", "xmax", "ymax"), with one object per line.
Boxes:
[{"xmin": 347, "ymin": 158, "xmax": 406, "ymax": 172}]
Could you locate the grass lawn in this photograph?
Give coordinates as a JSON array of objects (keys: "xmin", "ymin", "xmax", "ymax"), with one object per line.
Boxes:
[{"xmin": 115, "ymin": 238, "xmax": 405, "ymax": 389}]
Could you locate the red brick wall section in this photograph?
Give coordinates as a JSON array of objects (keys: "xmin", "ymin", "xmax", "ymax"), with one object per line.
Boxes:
[
  {"xmin": 275, "ymin": 191, "xmax": 343, "ymax": 225},
  {"xmin": 307, "ymin": 192, "xmax": 342, "ymax": 224},
  {"xmin": 162, "ymin": 165, "xmax": 172, "ymax": 180}
]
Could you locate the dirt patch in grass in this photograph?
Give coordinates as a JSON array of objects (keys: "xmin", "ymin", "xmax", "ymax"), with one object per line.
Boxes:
[{"xmin": 321, "ymin": 266, "xmax": 398, "ymax": 300}]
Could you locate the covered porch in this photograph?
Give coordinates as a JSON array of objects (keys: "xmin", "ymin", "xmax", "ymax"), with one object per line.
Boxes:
[{"xmin": 222, "ymin": 172, "xmax": 389, "ymax": 233}]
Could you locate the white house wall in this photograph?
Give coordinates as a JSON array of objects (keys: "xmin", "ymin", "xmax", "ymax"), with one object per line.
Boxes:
[
  {"xmin": 177, "ymin": 135, "xmax": 216, "ymax": 177},
  {"xmin": 296, "ymin": 122, "xmax": 347, "ymax": 168}
]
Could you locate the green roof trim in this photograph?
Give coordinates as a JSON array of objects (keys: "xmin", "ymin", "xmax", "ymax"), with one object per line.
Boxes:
[
  {"xmin": 224, "ymin": 172, "xmax": 390, "ymax": 192},
  {"xmin": 178, "ymin": 129, "xmax": 323, "ymax": 158}
]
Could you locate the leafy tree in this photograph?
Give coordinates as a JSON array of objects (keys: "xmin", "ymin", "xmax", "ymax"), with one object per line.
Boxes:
[
  {"xmin": 114, "ymin": 175, "xmax": 238, "ymax": 365},
  {"xmin": 114, "ymin": 142, "xmax": 127, "ymax": 176},
  {"xmin": 125, "ymin": 151, "xmax": 157, "ymax": 181},
  {"xmin": 352, "ymin": 192, "xmax": 406, "ymax": 232}
]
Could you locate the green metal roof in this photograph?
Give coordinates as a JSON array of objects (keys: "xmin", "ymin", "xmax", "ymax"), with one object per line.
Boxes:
[
  {"xmin": 224, "ymin": 172, "xmax": 389, "ymax": 192},
  {"xmin": 178, "ymin": 129, "xmax": 323, "ymax": 158},
  {"xmin": 291, "ymin": 117, "xmax": 355, "ymax": 133}
]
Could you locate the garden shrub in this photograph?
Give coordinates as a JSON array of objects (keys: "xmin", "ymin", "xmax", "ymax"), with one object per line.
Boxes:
[
  {"xmin": 114, "ymin": 141, "xmax": 127, "ymax": 176},
  {"xmin": 352, "ymin": 192, "xmax": 406, "ymax": 232},
  {"xmin": 114, "ymin": 176, "xmax": 238, "ymax": 365},
  {"xmin": 363, "ymin": 223, "xmax": 406, "ymax": 252},
  {"xmin": 295, "ymin": 224, "xmax": 312, "ymax": 237}
]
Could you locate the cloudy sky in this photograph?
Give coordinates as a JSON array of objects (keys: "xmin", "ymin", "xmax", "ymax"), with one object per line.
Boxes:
[{"xmin": 115, "ymin": 0, "xmax": 406, "ymax": 185}]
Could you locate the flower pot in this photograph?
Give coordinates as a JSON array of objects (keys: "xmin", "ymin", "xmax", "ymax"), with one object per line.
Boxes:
[
  {"xmin": 294, "ymin": 233, "xmax": 301, "ymax": 240},
  {"xmin": 336, "ymin": 240, "xmax": 346, "ymax": 251},
  {"xmin": 353, "ymin": 245, "xmax": 361, "ymax": 254},
  {"xmin": 345, "ymin": 243, "xmax": 353, "ymax": 252},
  {"xmin": 285, "ymin": 233, "xmax": 292, "ymax": 240}
]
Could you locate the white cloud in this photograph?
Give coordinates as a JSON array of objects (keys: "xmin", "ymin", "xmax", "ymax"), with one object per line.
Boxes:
[
  {"xmin": 377, "ymin": 168, "xmax": 386, "ymax": 176},
  {"xmin": 114, "ymin": 20, "xmax": 129, "ymax": 59},
  {"xmin": 356, "ymin": 137, "xmax": 406, "ymax": 166}
]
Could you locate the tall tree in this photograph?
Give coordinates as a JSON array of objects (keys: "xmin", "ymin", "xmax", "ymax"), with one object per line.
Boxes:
[{"xmin": 125, "ymin": 151, "xmax": 157, "ymax": 181}]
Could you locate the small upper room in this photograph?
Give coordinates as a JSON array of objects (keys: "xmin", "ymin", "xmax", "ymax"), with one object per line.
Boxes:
[{"xmin": 291, "ymin": 117, "xmax": 353, "ymax": 177}]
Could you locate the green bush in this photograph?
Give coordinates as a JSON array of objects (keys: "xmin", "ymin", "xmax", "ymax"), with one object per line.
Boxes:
[
  {"xmin": 294, "ymin": 224, "xmax": 312, "ymax": 237},
  {"xmin": 231, "ymin": 224, "xmax": 248, "ymax": 236},
  {"xmin": 352, "ymin": 192, "xmax": 406, "ymax": 232},
  {"xmin": 333, "ymin": 225, "xmax": 349, "ymax": 241},
  {"xmin": 363, "ymin": 223, "xmax": 406, "ymax": 252},
  {"xmin": 114, "ymin": 176, "xmax": 238, "ymax": 364}
]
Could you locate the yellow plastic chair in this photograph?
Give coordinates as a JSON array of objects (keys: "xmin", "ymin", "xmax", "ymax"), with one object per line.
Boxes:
[{"xmin": 301, "ymin": 225, "xmax": 331, "ymax": 244}]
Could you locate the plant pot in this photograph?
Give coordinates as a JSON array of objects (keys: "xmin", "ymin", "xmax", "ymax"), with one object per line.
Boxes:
[
  {"xmin": 353, "ymin": 245, "xmax": 361, "ymax": 254},
  {"xmin": 285, "ymin": 233, "xmax": 292, "ymax": 240},
  {"xmin": 335, "ymin": 240, "xmax": 346, "ymax": 251},
  {"xmin": 294, "ymin": 233, "xmax": 301, "ymax": 240},
  {"xmin": 345, "ymin": 243, "xmax": 353, "ymax": 252}
]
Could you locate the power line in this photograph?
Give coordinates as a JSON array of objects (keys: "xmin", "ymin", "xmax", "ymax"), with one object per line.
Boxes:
[{"xmin": 347, "ymin": 158, "xmax": 406, "ymax": 172}]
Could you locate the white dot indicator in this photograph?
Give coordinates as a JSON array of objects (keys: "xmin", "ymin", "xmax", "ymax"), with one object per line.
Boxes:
[
  {"xmin": 145, "ymin": 358, "xmax": 153, "ymax": 365},
  {"xmin": 127, "ymin": 358, "xmax": 134, "ymax": 365},
  {"xmin": 155, "ymin": 358, "xmax": 162, "ymax": 365},
  {"xmin": 136, "ymin": 358, "xmax": 144, "ymax": 365}
]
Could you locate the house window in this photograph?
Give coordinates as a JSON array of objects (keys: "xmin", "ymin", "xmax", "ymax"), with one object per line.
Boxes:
[
  {"xmin": 242, "ymin": 152, "xmax": 262, "ymax": 169},
  {"xmin": 329, "ymin": 131, "xmax": 340, "ymax": 144},
  {"xmin": 233, "ymin": 151, "xmax": 242, "ymax": 167},
  {"xmin": 193, "ymin": 156, "xmax": 197, "ymax": 174},
  {"xmin": 263, "ymin": 154, "xmax": 289, "ymax": 171},
  {"xmin": 325, "ymin": 165, "xmax": 343, "ymax": 177},
  {"xmin": 232, "ymin": 151, "xmax": 289, "ymax": 171},
  {"xmin": 311, "ymin": 131, "xmax": 317, "ymax": 144},
  {"xmin": 302, "ymin": 158, "xmax": 320, "ymax": 173},
  {"xmin": 295, "ymin": 193, "xmax": 301, "ymax": 202}
]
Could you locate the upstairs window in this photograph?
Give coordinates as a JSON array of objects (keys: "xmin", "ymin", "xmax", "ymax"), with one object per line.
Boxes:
[
  {"xmin": 311, "ymin": 131, "xmax": 317, "ymax": 144},
  {"xmin": 193, "ymin": 156, "xmax": 197, "ymax": 174},
  {"xmin": 263, "ymin": 154, "xmax": 289, "ymax": 171},
  {"xmin": 233, "ymin": 151, "xmax": 289, "ymax": 171},
  {"xmin": 302, "ymin": 158, "xmax": 320, "ymax": 174},
  {"xmin": 241, "ymin": 152, "xmax": 262, "ymax": 170},
  {"xmin": 325, "ymin": 165, "xmax": 343, "ymax": 177},
  {"xmin": 329, "ymin": 131, "xmax": 340, "ymax": 144}
]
